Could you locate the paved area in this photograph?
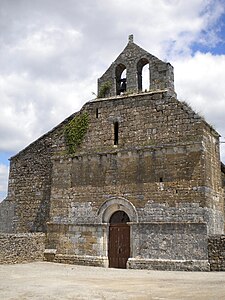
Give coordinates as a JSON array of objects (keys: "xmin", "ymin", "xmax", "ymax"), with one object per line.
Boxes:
[{"xmin": 0, "ymin": 262, "xmax": 225, "ymax": 299}]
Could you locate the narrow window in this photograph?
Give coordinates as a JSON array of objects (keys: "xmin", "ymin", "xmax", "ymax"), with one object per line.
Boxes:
[
  {"xmin": 160, "ymin": 177, "xmax": 163, "ymax": 182},
  {"xmin": 114, "ymin": 122, "xmax": 119, "ymax": 145},
  {"xmin": 96, "ymin": 108, "xmax": 99, "ymax": 118}
]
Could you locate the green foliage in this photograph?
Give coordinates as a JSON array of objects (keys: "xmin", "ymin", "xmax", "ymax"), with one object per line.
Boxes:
[
  {"xmin": 98, "ymin": 81, "xmax": 112, "ymax": 98},
  {"xmin": 64, "ymin": 112, "xmax": 89, "ymax": 154}
]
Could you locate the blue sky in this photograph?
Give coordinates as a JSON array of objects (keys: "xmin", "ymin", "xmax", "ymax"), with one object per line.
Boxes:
[
  {"xmin": 190, "ymin": 9, "xmax": 225, "ymax": 54},
  {"xmin": 0, "ymin": 0, "xmax": 225, "ymax": 201}
]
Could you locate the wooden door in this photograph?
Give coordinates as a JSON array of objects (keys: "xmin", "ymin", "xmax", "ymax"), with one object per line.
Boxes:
[{"xmin": 108, "ymin": 223, "xmax": 130, "ymax": 268}]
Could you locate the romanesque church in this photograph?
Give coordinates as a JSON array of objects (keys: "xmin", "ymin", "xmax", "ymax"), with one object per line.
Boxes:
[{"xmin": 1, "ymin": 36, "xmax": 225, "ymax": 270}]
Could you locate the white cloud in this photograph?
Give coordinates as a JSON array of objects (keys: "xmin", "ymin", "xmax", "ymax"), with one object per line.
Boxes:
[
  {"xmin": 99, "ymin": 0, "xmax": 225, "ymax": 58},
  {"xmin": 173, "ymin": 52, "xmax": 225, "ymax": 162},
  {"xmin": 0, "ymin": 72, "xmax": 96, "ymax": 152},
  {"xmin": 174, "ymin": 52, "xmax": 225, "ymax": 112},
  {"xmin": 0, "ymin": 164, "xmax": 9, "ymax": 201}
]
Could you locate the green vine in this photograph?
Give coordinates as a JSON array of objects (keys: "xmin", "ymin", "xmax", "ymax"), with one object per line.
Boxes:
[
  {"xmin": 64, "ymin": 112, "xmax": 89, "ymax": 154},
  {"xmin": 98, "ymin": 81, "xmax": 112, "ymax": 98}
]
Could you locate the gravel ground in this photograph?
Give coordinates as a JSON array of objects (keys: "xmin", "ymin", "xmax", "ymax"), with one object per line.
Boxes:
[{"xmin": 0, "ymin": 262, "xmax": 225, "ymax": 299}]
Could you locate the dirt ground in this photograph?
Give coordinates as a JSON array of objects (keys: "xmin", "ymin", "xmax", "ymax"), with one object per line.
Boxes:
[{"xmin": 0, "ymin": 262, "xmax": 225, "ymax": 300}]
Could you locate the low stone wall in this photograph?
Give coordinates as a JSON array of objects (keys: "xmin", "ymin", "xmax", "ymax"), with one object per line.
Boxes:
[
  {"xmin": 53, "ymin": 254, "xmax": 108, "ymax": 267},
  {"xmin": 0, "ymin": 233, "xmax": 45, "ymax": 264},
  {"xmin": 128, "ymin": 258, "xmax": 209, "ymax": 271},
  {"xmin": 208, "ymin": 235, "xmax": 225, "ymax": 271},
  {"xmin": 0, "ymin": 199, "xmax": 15, "ymax": 233},
  {"xmin": 131, "ymin": 222, "xmax": 208, "ymax": 262}
]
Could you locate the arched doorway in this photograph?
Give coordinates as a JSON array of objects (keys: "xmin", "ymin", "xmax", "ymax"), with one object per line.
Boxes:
[{"xmin": 108, "ymin": 210, "xmax": 130, "ymax": 268}]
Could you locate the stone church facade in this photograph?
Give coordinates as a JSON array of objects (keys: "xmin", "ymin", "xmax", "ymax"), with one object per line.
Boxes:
[{"xmin": 1, "ymin": 36, "xmax": 225, "ymax": 270}]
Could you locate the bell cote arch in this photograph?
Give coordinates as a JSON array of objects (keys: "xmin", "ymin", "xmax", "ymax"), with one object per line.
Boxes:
[
  {"xmin": 97, "ymin": 35, "xmax": 175, "ymax": 98},
  {"xmin": 115, "ymin": 63, "xmax": 127, "ymax": 95},
  {"xmin": 137, "ymin": 58, "xmax": 150, "ymax": 91}
]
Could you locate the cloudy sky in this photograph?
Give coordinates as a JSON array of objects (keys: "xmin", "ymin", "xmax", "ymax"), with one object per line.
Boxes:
[{"xmin": 0, "ymin": 0, "xmax": 225, "ymax": 201}]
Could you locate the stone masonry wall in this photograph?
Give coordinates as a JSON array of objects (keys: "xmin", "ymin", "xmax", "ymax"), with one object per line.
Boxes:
[
  {"xmin": 50, "ymin": 145, "xmax": 209, "ymax": 224},
  {"xmin": 45, "ymin": 223, "xmax": 108, "ymax": 267},
  {"xmin": 45, "ymin": 90, "xmax": 224, "ymax": 269},
  {"xmin": 1, "ymin": 113, "xmax": 76, "ymax": 233},
  {"xmin": 46, "ymin": 223, "xmax": 107, "ymax": 257},
  {"xmin": 0, "ymin": 199, "xmax": 15, "ymax": 233},
  {"xmin": 80, "ymin": 92, "xmax": 205, "ymax": 152},
  {"xmin": 49, "ymin": 91, "xmax": 224, "ymax": 234},
  {"xmin": 6, "ymin": 137, "xmax": 53, "ymax": 233},
  {"xmin": 128, "ymin": 221, "xmax": 209, "ymax": 271},
  {"xmin": 132, "ymin": 222, "xmax": 208, "ymax": 260},
  {"xmin": 221, "ymin": 166, "xmax": 225, "ymax": 230},
  {"xmin": 208, "ymin": 235, "xmax": 225, "ymax": 271},
  {"xmin": 202, "ymin": 127, "xmax": 224, "ymax": 233},
  {"xmin": 0, "ymin": 233, "xmax": 45, "ymax": 264}
]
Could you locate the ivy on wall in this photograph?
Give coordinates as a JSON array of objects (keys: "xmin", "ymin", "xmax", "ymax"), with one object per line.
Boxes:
[{"xmin": 64, "ymin": 112, "xmax": 89, "ymax": 154}]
